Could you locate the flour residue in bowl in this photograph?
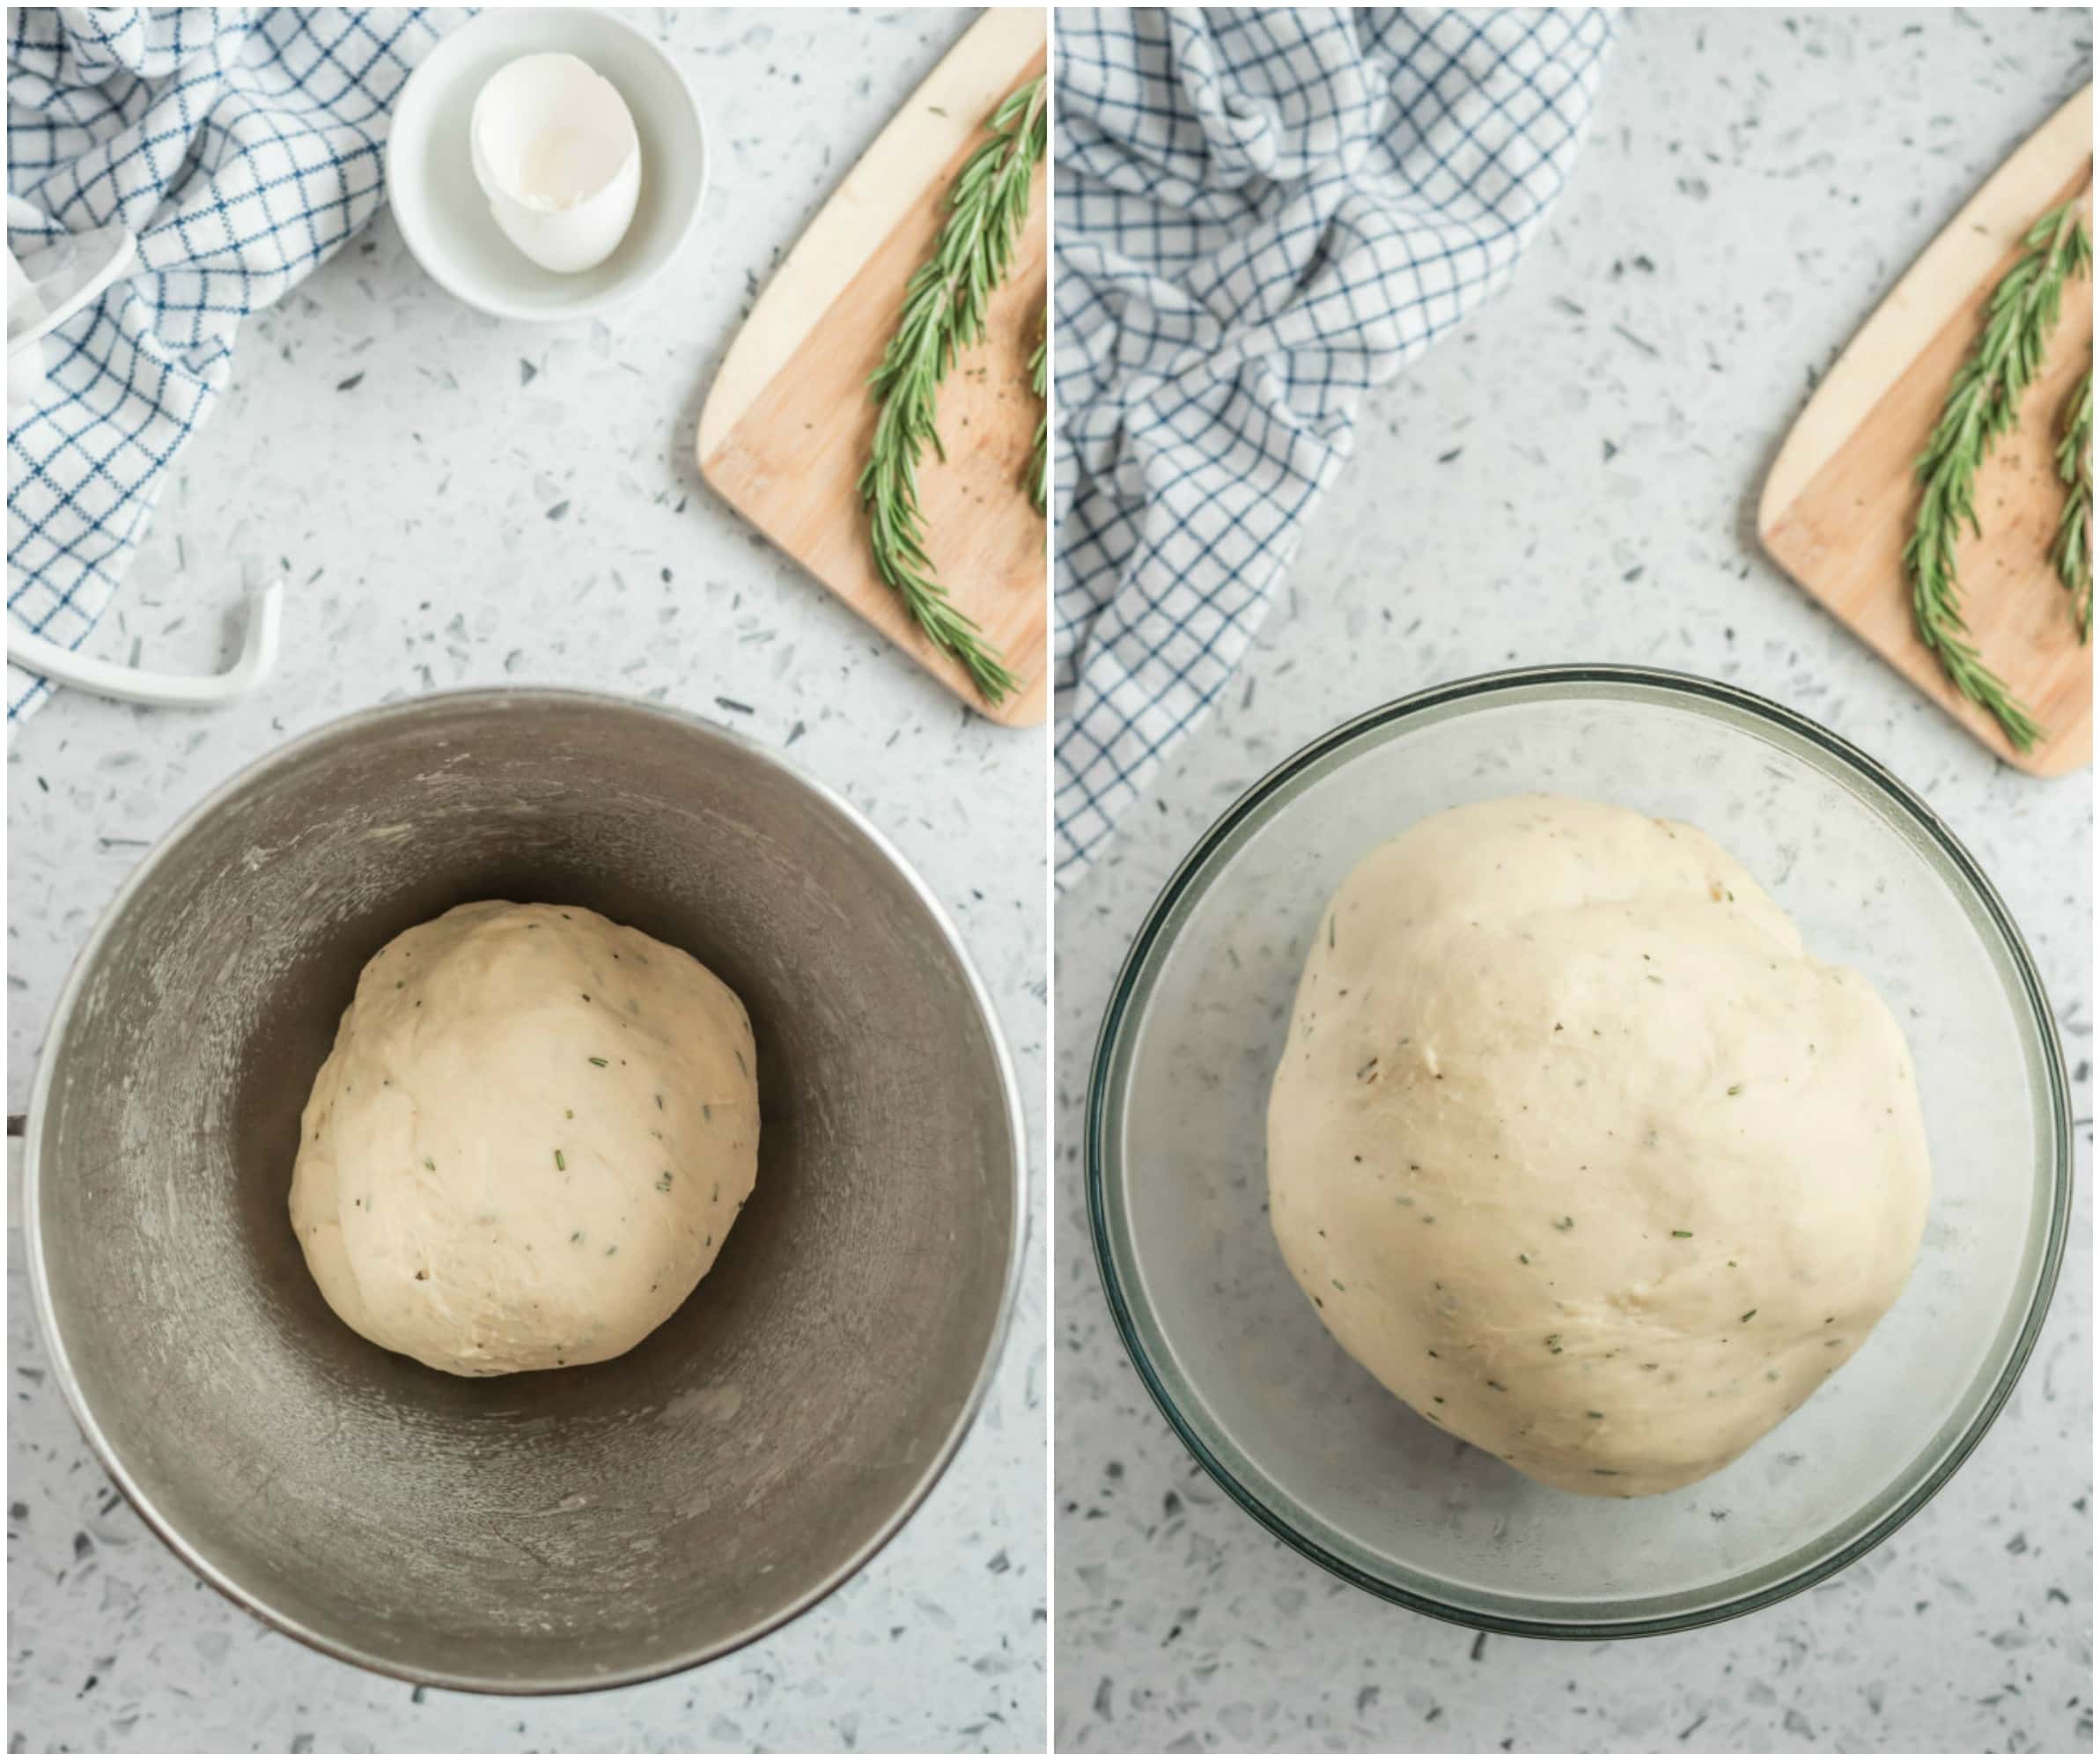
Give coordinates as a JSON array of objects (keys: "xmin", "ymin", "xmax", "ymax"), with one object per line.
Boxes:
[{"xmin": 662, "ymin": 1382, "xmax": 743, "ymax": 1426}]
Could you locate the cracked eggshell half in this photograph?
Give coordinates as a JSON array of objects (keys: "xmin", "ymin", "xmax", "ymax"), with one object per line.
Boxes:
[{"xmin": 470, "ymin": 53, "xmax": 641, "ymax": 275}]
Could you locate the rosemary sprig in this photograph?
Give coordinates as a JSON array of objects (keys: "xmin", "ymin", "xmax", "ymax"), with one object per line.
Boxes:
[
  {"xmin": 1028, "ymin": 332, "xmax": 1048, "ymax": 513},
  {"xmin": 2054, "ymin": 365, "xmax": 2092, "ymax": 638},
  {"xmin": 1904, "ymin": 196, "xmax": 2090, "ymax": 750},
  {"xmin": 858, "ymin": 74, "xmax": 1047, "ymax": 705}
]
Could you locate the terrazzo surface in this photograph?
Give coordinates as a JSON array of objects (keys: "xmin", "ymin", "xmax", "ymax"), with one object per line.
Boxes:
[
  {"xmin": 1053, "ymin": 8, "xmax": 2092, "ymax": 1754},
  {"xmin": 8, "ymin": 9, "xmax": 1045, "ymax": 1753}
]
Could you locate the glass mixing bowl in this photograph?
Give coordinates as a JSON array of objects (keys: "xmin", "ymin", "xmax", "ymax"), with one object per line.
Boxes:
[{"xmin": 1087, "ymin": 666, "xmax": 2070, "ymax": 1638}]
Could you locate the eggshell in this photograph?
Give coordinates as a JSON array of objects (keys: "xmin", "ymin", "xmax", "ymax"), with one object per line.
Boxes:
[{"xmin": 470, "ymin": 53, "xmax": 641, "ymax": 275}]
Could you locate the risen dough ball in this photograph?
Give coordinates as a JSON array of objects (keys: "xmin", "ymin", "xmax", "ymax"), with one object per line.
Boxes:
[
  {"xmin": 1267, "ymin": 795, "xmax": 1929, "ymax": 1496},
  {"xmin": 291, "ymin": 902, "xmax": 758, "ymax": 1376}
]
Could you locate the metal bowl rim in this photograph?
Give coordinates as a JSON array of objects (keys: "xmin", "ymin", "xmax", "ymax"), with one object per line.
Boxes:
[{"xmin": 24, "ymin": 683, "xmax": 1028, "ymax": 1694}]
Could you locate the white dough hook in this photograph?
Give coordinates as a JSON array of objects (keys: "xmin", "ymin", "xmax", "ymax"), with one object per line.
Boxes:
[
  {"xmin": 8, "ymin": 223, "xmax": 284, "ymax": 710},
  {"xmin": 6, "ymin": 579, "xmax": 283, "ymax": 708}
]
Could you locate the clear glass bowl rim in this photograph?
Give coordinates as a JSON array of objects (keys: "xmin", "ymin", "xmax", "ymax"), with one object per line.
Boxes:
[{"xmin": 1084, "ymin": 663, "xmax": 2073, "ymax": 1640}]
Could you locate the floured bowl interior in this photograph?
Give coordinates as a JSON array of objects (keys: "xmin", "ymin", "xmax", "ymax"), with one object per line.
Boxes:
[{"xmin": 26, "ymin": 689, "xmax": 1021, "ymax": 1691}]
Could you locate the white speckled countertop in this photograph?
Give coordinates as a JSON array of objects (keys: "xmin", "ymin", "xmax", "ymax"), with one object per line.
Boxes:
[
  {"xmin": 1054, "ymin": 8, "xmax": 2090, "ymax": 1754},
  {"xmin": 7, "ymin": 10, "xmax": 1044, "ymax": 1753}
]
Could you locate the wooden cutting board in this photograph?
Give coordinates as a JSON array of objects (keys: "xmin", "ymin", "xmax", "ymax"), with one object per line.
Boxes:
[
  {"xmin": 697, "ymin": 9, "xmax": 1048, "ymax": 726},
  {"xmin": 1759, "ymin": 85, "xmax": 2094, "ymax": 776}
]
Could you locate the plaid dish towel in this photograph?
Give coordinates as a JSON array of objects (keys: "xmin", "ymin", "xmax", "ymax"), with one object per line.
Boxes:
[
  {"xmin": 1053, "ymin": 8, "xmax": 1613, "ymax": 884},
  {"xmin": 6, "ymin": 6, "xmax": 445, "ymax": 721}
]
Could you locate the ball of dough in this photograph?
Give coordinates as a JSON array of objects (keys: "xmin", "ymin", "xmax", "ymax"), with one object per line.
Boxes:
[
  {"xmin": 1266, "ymin": 795, "xmax": 1930, "ymax": 1496},
  {"xmin": 291, "ymin": 902, "xmax": 758, "ymax": 1376}
]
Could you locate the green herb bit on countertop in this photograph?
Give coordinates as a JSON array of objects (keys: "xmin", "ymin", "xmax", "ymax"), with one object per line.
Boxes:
[
  {"xmin": 1671, "ymin": 1229, "xmax": 1693, "ymax": 1238},
  {"xmin": 858, "ymin": 72, "xmax": 1046, "ymax": 705},
  {"xmin": 2056, "ymin": 365, "xmax": 2092, "ymax": 637},
  {"xmin": 1904, "ymin": 195, "xmax": 2091, "ymax": 748}
]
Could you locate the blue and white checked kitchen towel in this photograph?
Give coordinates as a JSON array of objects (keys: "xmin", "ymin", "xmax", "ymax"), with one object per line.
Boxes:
[
  {"xmin": 1053, "ymin": 8, "xmax": 1613, "ymax": 883},
  {"xmin": 6, "ymin": 6, "xmax": 443, "ymax": 720}
]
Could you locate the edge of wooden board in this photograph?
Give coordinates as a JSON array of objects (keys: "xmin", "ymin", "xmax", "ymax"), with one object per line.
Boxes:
[
  {"xmin": 697, "ymin": 7, "xmax": 1047, "ymax": 461},
  {"xmin": 1758, "ymin": 85, "xmax": 2092, "ymax": 530}
]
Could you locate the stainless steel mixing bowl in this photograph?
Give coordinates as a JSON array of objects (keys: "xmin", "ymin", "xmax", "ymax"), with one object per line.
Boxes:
[{"xmin": 24, "ymin": 688, "xmax": 1023, "ymax": 1693}]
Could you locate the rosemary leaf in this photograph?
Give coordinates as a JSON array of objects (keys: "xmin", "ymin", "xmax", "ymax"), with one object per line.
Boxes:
[
  {"xmin": 1905, "ymin": 197, "xmax": 2091, "ymax": 748},
  {"xmin": 1028, "ymin": 331, "xmax": 1048, "ymax": 513},
  {"xmin": 859, "ymin": 74, "xmax": 1046, "ymax": 704},
  {"xmin": 2055, "ymin": 365, "xmax": 2092, "ymax": 638}
]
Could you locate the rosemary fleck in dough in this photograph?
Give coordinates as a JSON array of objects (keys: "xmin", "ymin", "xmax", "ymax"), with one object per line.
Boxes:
[
  {"xmin": 291, "ymin": 902, "xmax": 758, "ymax": 1376},
  {"xmin": 1267, "ymin": 795, "xmax": 1931, "ymax": 1496}
]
